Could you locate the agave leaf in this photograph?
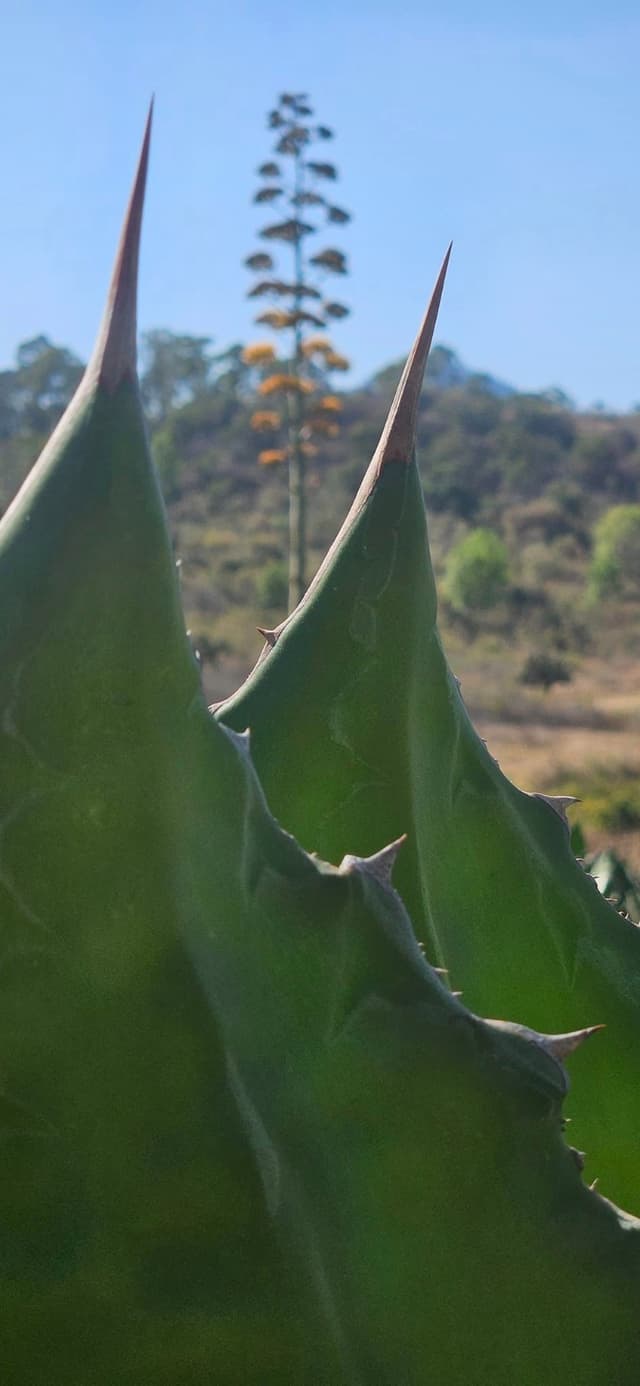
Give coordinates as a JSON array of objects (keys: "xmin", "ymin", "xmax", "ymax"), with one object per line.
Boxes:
[
  {"xmin": 0, "ymin": 110, "xmax": 314, "ymax": 1385},
  {"xmin": 217, "ymin": 251, "xmax": 640, "ymax": 1211},
  {"xmin": 182, "ymin": 722, "xmax": 640, "ymax": 1384}
]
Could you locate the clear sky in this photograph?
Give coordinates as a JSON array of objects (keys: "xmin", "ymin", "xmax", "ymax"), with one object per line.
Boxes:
[{"xmin": 2, "ymin": 1, "xmax": 639, "ymax": 409}]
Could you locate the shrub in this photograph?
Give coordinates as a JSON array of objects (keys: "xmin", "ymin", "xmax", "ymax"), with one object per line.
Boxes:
[
  {"xmin": 519, "ymin": 652, "xmax": 572, "ymax": 691},
  {"xmin": 589, "ymin": 504, "xmax": 640, "ymax": 599},
  {"xmin": 445, "ymin": 527, "xmax": 509, "ymax": 612},
  {"xmin": 256, "ymin": 560, "xmax": 288, "ymax": 609}
]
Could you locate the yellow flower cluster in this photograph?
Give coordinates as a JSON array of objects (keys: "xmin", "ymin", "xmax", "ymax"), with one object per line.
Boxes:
[
  {"xmin": 258, "ymin": 448, "xmax": 289, "ymax": 465},
  {"xmin": 258, "ymin": 374, "xmax": 315, "ymax": 396},
  {"xmin": 241, "ymin": 342, "xmax": 276, "ymax": 365},
  {"xmin": 308, "ymin": 417, "xmax": 340, "ymax": 438},
  {"xmin": 318, "ymin": 394, "xmax": 342, "ymax": 412},
  {"xmin": 250, "ymin": 410, "xmax": 281, "ymax": 431},
  {"xmin": 323, "ymin": 351, "xmax": 350, "ymax": 372},
  {"xmin": 301, "ymin": 335, "xmax": 333, "ymax": 356}
]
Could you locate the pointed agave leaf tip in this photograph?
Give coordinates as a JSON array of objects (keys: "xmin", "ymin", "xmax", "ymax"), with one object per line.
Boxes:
[
  {"xmin": 88, "ymin": 100, "xmax": 153, "ymax": 391},
  {"xmin": 533, "ymin": 793, "xmax": 580, "ymax": 827},
  {"xmin": 371, "ymin": 242, "xmax": 452, "ymax": 477},
  {"xmin": 340, "ymin": 833, "xmax": 408, "ymax": 888},
  {"xmin": 244, "ymin": 243, "xmax": 453, "ymax": 635}
]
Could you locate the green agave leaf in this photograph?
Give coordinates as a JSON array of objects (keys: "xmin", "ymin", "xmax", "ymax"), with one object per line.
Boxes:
[
  {"xmin": 184, "ymin": 732, "xmax": 640, "ymax": 1384},
  {"xmin": 217, "ymin": 252, "xmax": 640, "ymax": 1211},
  {"xmin": 0, "ymin": 111, "xmax": 313, "ymax": 1386}
]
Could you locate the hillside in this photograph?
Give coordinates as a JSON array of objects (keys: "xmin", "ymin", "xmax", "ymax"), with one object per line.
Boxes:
[{"xmin": 2, "ymin": 332, "xmax": 640, "ymax": 866}]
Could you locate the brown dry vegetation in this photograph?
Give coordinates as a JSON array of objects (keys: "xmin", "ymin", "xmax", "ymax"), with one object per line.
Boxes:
[{"xmin": 451, "ymin": 647, "xmax": 640, "ymax": 869}]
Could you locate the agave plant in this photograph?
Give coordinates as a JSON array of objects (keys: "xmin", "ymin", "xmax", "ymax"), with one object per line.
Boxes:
[
  {"xmin": 217, "ymin": 250, "xmax": 640, "ymax": 1213},
  {"xmin": 2, "ymin": 111, "xmax": 639, "ymax": 1384}
]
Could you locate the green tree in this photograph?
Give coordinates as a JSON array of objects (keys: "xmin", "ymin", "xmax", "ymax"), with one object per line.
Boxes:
[
  {"xmin": 140, "ymin": 330, "xmax": 214, "ymax": 424},
  {"xmin": 12, "ymin": 336, "xmax": 83, "ymax": 434},
  {"xmin": 491, "ymin": 396, "xmax": 575, "ymax": 499},
  {"xmin": 243, "ymin": 91, "xmax": 352, "ymax": 610},
  {"xmin": 211, "ymin": 343, "xmax": 252, "ymax": 402},
  {"xmin": 589, "ymin": 504, "xmax": 640, "ymax": 599},
  {"xmin": 571, "ymin": 428, "xmax": 639, "ymax": 501},
  {"xmin": 0, "ymin": 371, "xmax": 18, "ymax": 440},
  {"xmin": 445, "ymin": 528, "xmax": 509, "ymax": 612}
]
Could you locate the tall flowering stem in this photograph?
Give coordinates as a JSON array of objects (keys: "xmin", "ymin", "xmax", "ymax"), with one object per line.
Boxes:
[{"xmin": 243, "ymin": 92, "xmax": 351, "ymax": 609}]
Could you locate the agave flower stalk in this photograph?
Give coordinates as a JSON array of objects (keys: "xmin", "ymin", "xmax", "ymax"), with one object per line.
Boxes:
[{"xmin": 243, "ymin": 91, "xmax": 351, "ymax": 609}]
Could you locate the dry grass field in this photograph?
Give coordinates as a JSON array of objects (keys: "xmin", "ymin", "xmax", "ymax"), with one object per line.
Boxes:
[{"xmin": 452, "ymin": 648, "xmax": 640, "ymax": 870}]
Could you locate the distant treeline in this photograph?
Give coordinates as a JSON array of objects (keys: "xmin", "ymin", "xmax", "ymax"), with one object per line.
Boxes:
[{"xmin": 2, "ymin": 330, "xmax": 639, "ymax": 522}]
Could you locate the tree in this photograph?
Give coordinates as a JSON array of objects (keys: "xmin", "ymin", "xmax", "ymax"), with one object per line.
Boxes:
[
  {"xmin": 589, "ymin": 504, "xmax": 640, "ymax": 599},
  {"xmin": 0, "ymin": 339, "xmax": 83, "ymax": 441},
  {"xmin": 140, "ymin": 331, "xmax": 214, "ymax": 424},
  {"xmin": 243, "ymin": 91, "xmax": 351, "ymax": 610},
  {"xmin": 210, "ymin": 344, "xmax": 253, "ymax": 402},
  {"xmin": 0, "ymin": 372, "xmax": 18, "ymax": 440},
  {"xmin": 11, "ymin": 336, "xmax": 83, "ymax": 434},
  {"xmin": 445, "ymin": 528, "xmax": 509, "ymax": 612}
]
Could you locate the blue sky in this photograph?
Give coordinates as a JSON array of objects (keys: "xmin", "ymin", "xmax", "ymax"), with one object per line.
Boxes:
[{"xmin": 2, "ymin": 1, "xmax": 639, "ymax": 408}]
